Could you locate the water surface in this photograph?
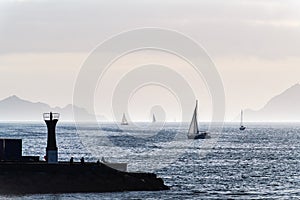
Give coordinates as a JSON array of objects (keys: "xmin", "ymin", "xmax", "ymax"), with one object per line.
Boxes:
[{"xmin": 0, "ymin": 122, "xmax": 299, "ymax": 199}]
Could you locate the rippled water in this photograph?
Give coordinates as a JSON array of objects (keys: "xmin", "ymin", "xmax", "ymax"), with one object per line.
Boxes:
[{"xmin": 0, "ymin": 122, "xmax": 299, "ymax": 199}]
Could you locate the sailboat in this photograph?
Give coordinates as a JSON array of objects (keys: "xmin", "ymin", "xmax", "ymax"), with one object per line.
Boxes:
[
  {"xmin": 121, "ymin": 113, "xmax": 128, "ymax": 125},
  {"xmin": 187, "ymin": 100, "xmax": 208, "ymax": 139},
  {"xmin": 152, "ymin": 114, "xmax": 156, "ymax": 123},
  {"xmin": 239, "ymin": 110, "xmax": 246, "ymax": 130}
]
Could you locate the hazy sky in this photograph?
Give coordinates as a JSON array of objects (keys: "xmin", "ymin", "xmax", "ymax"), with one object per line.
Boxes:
[{"xmin": 0, "ymin": 0, "xmax": 299, "ymax": 121}]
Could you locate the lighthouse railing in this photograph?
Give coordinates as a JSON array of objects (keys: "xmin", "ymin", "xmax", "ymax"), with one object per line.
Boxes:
[{"xmin": 43, "ymin": 113, "xmax": 60, "ymax": 121}]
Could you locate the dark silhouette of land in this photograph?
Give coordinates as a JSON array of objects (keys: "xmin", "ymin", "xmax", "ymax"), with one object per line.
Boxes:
[
  {"xmin": 0, "ymin": 95, "xmax": 106, "ymax": 121},
  {"xmin": 241, "ymin": 83, "xmax": 300, "ymax": 122}
]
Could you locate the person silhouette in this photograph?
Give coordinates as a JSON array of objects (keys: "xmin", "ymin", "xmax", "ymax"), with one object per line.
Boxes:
[
  {"xmin": 70, "ymin": 157, "xmax": 74, "ymax": 164},
  {"xmin": 80, "ymin": 157, "xmax": 84, "ymax": 164}
]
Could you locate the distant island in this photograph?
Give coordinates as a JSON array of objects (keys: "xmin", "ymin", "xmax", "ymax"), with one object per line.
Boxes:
[
  {"xmin": 0, "ymin": 95, "xmax": 106, "ymax": 122},
  {"xmin": 241, "ymin": 83, "xmax": 300, "ymax": 122},
  {"xmin": 1, "ymin": 83, "xmax": 300, "ymax": 122}
]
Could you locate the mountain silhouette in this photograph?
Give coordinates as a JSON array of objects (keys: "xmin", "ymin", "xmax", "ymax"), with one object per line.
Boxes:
[
  {"xmin": 243, "ymin": 83, "xmax": 300, "ymax": 122},
  {"xmin": 0, "ymin": 95, "xmax": 105, "ymax": 122}
]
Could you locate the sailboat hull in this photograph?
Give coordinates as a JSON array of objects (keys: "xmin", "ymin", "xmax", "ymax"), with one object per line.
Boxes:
[
  {"xmin": 188, "ymin": 132, "xmax": 208, "ymax": 139},
  {"xmin": 239, "ymin": 126, "xmax": 246, "ymax": 131}
]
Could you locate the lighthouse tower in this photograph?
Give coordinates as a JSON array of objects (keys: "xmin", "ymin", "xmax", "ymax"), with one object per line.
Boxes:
[{"xmin": 44, "ymin": 112, "xmax": 59, "ymax": 163}]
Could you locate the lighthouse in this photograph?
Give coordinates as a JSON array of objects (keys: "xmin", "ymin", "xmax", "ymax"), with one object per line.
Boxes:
[{"xmin": 44, "ymin": 112, "xmax": 59, "ymax": 163}]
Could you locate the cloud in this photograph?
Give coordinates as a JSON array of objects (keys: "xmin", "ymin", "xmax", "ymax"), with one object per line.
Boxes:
[{"xmin": 0, "ymin": 0, "xmax": 299, "ymax": 59}]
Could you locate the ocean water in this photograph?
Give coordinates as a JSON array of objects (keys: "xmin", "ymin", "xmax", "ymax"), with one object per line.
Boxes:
[{"xmin": 0, "ymin": 122, "xmax": 299, "ymax": 199}]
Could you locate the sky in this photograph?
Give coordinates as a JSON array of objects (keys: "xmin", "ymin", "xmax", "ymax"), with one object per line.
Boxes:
[{"xmin": 0, "ymin": 0, "xmax": 300, "ymax": 121}]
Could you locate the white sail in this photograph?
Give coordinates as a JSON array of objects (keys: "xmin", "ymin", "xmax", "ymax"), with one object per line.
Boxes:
[
  {"xmin": 240, "ymin": 110, "xmax": 243, "ymax": 126},
  {"xmin": 121, "ymin": 113, "xmax": 128, "ymax": 125},
  {"xmin": 152, "ymin": 114, "xmax": 156, "ymax": 123},
  {"xmin": 188, "ymin": 100, "xmax": 199, "ymax": 136}
]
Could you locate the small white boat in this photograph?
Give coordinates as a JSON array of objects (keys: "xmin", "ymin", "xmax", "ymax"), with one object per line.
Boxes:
[
  {"xmin": 187, "ymin": 100, "xmax": 208, "ymax": 139},
  {"xmin": 121, "ymin": 113, "xmax": 128, "ymax": 125},
  {"xmin": 239, "ymin": 110, "xmax": 246, "ymax": 131}
]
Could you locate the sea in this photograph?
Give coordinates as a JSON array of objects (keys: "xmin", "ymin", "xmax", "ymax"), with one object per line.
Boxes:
[{"xmin": 0, "ymin": 122, "xmax": 299, "ymax": 200}]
